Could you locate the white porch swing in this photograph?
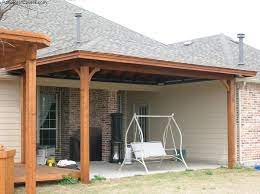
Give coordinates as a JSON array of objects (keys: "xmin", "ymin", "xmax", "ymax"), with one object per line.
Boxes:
[{"xmin": 120, "ymin": 113, "xmax": 188, "ymax": 173}]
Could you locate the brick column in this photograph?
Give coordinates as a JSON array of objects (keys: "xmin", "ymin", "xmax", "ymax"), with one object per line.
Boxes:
[{"xmin": 101, "ymin": 90, "xmax": 118, "ymax": 161}]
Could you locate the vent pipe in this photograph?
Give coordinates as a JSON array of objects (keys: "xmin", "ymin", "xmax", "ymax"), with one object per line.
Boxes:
[
  {"xmin": 237, "ymin": 33, "xmax": 245, "ymax": 65},
  {"xmin": 75, "ymin": 13, "xmax": 82, "ymax": 44}
]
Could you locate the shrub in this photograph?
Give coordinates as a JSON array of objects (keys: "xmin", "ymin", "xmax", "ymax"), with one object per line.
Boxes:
[
  {"xmin": 91, "ymin": 175, "xmax": 106, "ymax": 183},
  {"xmin": 59, "ymin": 176, "xmax": 79, "ymax": 185},
  {"xmin": 205, "ymin": 170, "xmax": 213, "ymax": 175}
]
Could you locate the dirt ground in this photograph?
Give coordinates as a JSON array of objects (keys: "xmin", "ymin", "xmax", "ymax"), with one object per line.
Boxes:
[{"xmin": 15, "ymin": 167, "xmax": 260, "ymax": 194}]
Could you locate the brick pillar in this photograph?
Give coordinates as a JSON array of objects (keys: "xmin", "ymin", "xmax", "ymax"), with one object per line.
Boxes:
[{"xmin": 101, "ymin": 90, "xmax": 118, "ymax": 161}]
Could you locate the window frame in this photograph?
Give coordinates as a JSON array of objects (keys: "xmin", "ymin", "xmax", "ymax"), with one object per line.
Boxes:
[
  {"xmin": 38, "ymin": 92, "xmax": 58, "ymax": 148},
  {"xmin": 133, "ymin": 103, "xmax": 150, "ymax": 142}
]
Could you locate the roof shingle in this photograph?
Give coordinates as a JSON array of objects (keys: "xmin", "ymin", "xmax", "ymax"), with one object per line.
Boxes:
[{"xmin": 0, "ymin": 0, "xmax": 259, "ymax": 73}]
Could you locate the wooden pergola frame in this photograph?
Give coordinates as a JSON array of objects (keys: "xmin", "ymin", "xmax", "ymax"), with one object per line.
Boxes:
[
  {"xmin": 0, "ymin": 29, "xmax": 51, "ymax": 194},
  {"xmin": 0, "ymin": 28, "xmax": 257, "ymax": 193}
]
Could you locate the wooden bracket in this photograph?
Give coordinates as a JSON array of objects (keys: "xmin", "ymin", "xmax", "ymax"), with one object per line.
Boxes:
[
  {"xmin": 89, "ymin": 68, "xmax": 100, "ymax": 81},
  {"xmin": 74, "ymin": 67, "xmax": 100, "ymax": 81},
  {"xmin": 73, "ymin": 68, "xmax": 80, "ymax": 77},
  {"xmin": 220, "ymin": 80, "xmax": 230, "ymax": 91}
]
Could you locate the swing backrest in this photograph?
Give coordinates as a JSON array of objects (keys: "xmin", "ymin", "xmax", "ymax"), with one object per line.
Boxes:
[{"xmin": 131, "ymin": 141, "xmax": 167, "ymax": 159}]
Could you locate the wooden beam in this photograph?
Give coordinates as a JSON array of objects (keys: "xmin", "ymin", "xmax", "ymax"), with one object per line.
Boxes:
[
  {"xmin": 80, "ymin": 66, "xmax": 90, "ymax": 184},
  {"xmin": 35, "ymin": 50, "xmax": 256, "ymax": 77},
  {"xmin": 37, "ymin": 63, "xmax": 80, "ymax": 75},
  {"xmin": 24, "ymin": 45, "xmax": 37, "ymax": 194},
  {"xmin": 85, "ymin": 61, "xmax": 233, "ymax": 80},
  {"xmin": 227, "ymin": 79, "xmax": 236, "ymax": 168},
  {"xmin": 0, "ymin": 28, "xmax": 51, "ymax": 49},
  {"xmin": 20, "ymin": 75, "xmax": 26, "ymax": 164},
  {"xmin": 36, "ymin": 59, "xmax": 233, "ymax": 80}
]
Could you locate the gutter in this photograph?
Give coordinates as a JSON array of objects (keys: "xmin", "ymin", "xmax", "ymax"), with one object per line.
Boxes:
[{"xmin": 7, "ymin": 50, "xmax": 254, "ymax": 77}]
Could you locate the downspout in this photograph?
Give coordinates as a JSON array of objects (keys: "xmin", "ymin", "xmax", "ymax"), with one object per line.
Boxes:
[
  {"xmin": 237, "ymin": 33, "xmax": 245, "ymax": 164},
  {"xmin": 238, "ymin": 81, "xmax": 247, "ymax": 165}
]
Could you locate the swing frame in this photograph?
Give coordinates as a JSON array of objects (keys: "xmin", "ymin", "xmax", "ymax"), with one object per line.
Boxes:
[{"xmin": 120, "ymin": 113, "xmax": 188, "ymax": 173}]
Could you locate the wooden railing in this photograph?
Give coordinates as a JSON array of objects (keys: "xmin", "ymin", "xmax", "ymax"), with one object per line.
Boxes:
[{"xmin": 0, "ymin": 145, "xmax": 16, "ymax": 194}]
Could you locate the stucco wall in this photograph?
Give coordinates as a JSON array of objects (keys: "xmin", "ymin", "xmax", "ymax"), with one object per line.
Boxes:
[{"xmin": 126, "ymin": 81, "xmax": 228, "ymax": 164}]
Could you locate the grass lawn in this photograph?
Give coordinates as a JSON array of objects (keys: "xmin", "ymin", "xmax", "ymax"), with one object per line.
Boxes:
[{"xmin": 15, "ymin": 167, "xmax": 260, "ymax": 194}]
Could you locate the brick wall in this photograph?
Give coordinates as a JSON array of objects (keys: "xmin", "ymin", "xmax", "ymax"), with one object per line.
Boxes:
[
  {"xmin": 100, "ymin": 90, "xmax": 118, "ymax": 161},
  {"xmin": 38, "ymin": 86, "xmax": 65, "ymax": 160},
  {"xmin": 39, "ymin": 86, "xmax": 118, "ymax": 161},
  {"xmin": 236, "ymin": 82, "xmax": 260, "ymax": 163}
]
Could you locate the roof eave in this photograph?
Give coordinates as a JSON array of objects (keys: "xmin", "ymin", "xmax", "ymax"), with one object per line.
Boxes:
[
  {"xmin": 0, "ymin": 28, "xmax": 51, "ymax": 49},
  {"xmin": 7, "ymin": 50, "xmax": 257, "ymax": 78}
]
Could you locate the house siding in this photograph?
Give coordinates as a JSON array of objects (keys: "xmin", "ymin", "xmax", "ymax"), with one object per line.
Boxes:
[
  {"xmin": 126, "ymin": 81, "xmax": 228, "ymax": 164},
  {"xmin": 0, "ymin": 79, "xmax": 21, "ymax": 162},
  {"xmin": 236, "ymin": 82, "xmax": 260, "ymax": 164}
]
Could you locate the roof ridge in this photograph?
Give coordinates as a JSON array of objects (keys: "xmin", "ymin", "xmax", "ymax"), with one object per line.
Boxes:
[
  {"xmin": 168, "ymin": 33, "xmax": 225, "ymax": 46},
  {"xmin": 218, "ymin": 34, "xmax": 234, "ymax": 65}
]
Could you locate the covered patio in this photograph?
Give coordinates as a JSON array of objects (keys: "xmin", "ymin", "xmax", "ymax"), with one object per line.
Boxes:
[
  {"xmin": 90, "ymin": 161, "xmax": 220, "ymax": 179},
  {"xmin": 14, "ymin": 161, "xmax": 220, "ymax": 184},
  {"xmin": 1, "ymin": 29, "xmax": 257, "ymax": 193}
]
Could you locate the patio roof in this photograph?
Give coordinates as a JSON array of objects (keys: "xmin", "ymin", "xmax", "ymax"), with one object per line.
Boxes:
[
  {"xmin": 1, "ymin": 0, "xmax": 258, "ymax": 77},
  {"xmin": 6, "ymin": 50, "xmax": 257, "ymax": 86}
]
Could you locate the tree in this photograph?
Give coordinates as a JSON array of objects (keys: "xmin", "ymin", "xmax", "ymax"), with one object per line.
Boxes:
[
  {"xmin": 0, "ymin": 0, "xmax": 18, "ymax": 21},
  {"xmin": 0, "ymin": 0, "xmax": 40, "ymax": 21}
]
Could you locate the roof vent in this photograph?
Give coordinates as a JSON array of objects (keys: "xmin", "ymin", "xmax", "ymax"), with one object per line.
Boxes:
[
  {"xmin": 183, "ymin": 41, "xmax": 193, "ymax": 46},
  {"xmin": 237, "ymin": 33, "xmax": 245, "ymax": 65},
  {"xmin": 75, "ymin": 13, "xmax": 82, "ymax": 44}
]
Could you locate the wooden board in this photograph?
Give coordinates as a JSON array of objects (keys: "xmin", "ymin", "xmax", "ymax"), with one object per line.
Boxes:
[{"xmin": 14, "ymin": 164, "xmax": 80, "ymax": 184}]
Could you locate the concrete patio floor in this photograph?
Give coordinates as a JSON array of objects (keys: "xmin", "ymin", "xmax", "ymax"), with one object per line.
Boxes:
[{"xmin": 90, "ymin": 161, "xmax": 221, "ymax": 179}]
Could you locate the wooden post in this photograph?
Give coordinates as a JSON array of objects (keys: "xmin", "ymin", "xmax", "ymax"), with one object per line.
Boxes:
[
  {"xmin": 0, "ymin": 146, "xmax": 16, "ymax": 194},
  {"xmin": 24, "ymin": 45, "xmax": 37, "ymax": 194},
  {"xmin": 21, "ymin": 76, "xmax": 26, "ymax": 164},
  {"xmin": 80, "ymin": 66, "xmax": 90, "ymax": 183},
  {"xmin": 227, "ymin": 79, "xmax": 236, "ymax": 168}
]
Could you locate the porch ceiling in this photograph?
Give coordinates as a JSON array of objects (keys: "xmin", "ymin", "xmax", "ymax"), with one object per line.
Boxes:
[
  {"xmin": 7, "ymin": 50, "xmax": 257, "ymax": 85},
  {"xmin": 37, "ymin": 69, "xmax": 209, "ymax": 85}
]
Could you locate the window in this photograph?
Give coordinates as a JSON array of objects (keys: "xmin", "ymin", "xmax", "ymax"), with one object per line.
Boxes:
[
  {"xmin": 39, "ymin": 94, "xmax": 57, "ymax": 147},
  {"xmin": 134, "ymin": 104, "xmax": 149, "ymax": 141}
]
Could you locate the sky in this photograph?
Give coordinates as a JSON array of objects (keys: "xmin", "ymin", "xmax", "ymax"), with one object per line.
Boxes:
[{"xmin": 69, "ymin": 0, "xmax": 260, "ymax": 49}]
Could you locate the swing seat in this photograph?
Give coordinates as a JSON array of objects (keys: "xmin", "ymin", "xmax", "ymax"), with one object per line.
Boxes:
[{"xmin": 131, "ymin": 141, "xmax": 171, "ymax": 160}]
